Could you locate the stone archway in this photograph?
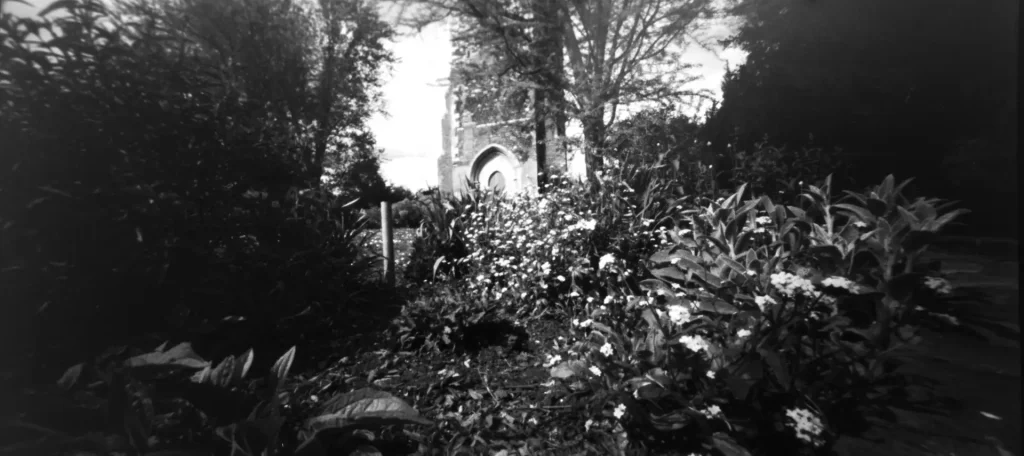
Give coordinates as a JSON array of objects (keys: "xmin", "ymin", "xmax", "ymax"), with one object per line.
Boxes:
[{"xmin": 470, "ymin": 145, "xmax": 522, "ymax": 193}]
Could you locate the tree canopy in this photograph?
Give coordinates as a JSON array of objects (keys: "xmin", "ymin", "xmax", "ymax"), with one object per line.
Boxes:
[
  {"xmin": 401, "ymin": 0, "xmax": 718, "ymax": 181},
  {"xmin": 707, "ymin": 0, "xmax": 1017, "ymax": 235}
]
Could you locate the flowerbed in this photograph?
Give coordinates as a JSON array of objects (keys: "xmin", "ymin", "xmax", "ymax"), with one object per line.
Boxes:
[{"xmin": 396, "ymin": 173, "xmax": 975, "ymax": 455}]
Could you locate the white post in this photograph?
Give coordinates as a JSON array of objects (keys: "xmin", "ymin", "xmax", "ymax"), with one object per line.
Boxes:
[{"xmin": 381, "ymin": 201, "xmax": 395, "ymax": 287}]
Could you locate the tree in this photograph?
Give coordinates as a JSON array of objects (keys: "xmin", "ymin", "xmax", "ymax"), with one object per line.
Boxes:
[
  {"xmin": 309, "ymin": 0, "xmax": 395, "ymax": 183},
  {"xmin": 401, "ymin": 0, "xmax": 717, "ymax": 182},
  {"xmin": 710, "ymin": 0, "xmax": 1017, "ymax": 235},
  {"xmin": 118, "ymin": 0, "xmax": 394, "ymax": 185}
]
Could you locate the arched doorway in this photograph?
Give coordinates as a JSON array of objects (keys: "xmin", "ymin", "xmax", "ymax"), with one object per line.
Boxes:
[
  {"xmin": 470, "ymin": 145, "xmax": 521, "ymax": 193},
  {"xmin": 487, "ymin": 170, "xmax": 506, "ymax": 192}
]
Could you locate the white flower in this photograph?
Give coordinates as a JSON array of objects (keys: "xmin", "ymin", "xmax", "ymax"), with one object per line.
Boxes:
[
  {"xmin": 706, "ymin": 370, "xmax": 716, "ymax": 379},
  {"xmin": 770, "ymin": 272, "xmax": 820, "ymax": 298},
  {"xmin": 679, "ymin": 335, "xmax": 710, "ymax": 353},
  {"xmin": 603, "ymin": 295, "xmax": 614, "ymax": 304},
  {"xmin": 736, "ymin": 329, "xmax": 752, "ymax": 339},
  {"xmin": 755, "ymin": 295, "xmax": 777, "ymax": 310},
  {"xmin": 544, "ymin": 354, "xmax": 562, "ymax": 367},
  {"xmin": 556, "ymin": 275, "xmax": 566, "ymax": 282},
  {"xmin": 584, "ymin": 418, "xmax": 595, "ymax": 432},
  {"xmin": 589, "ymin": 365, "xmax": 602, "ymax": 377},
  {"xmin": 785, "ymin": 407, "xmax": 826, "ymax": 447},
  {"xmin": 667, "ymin": 305, "xmax": 691, "ymax": 325},
  {"xmin": 853, "ymin": 221, "xmax": 868, "ymax": 228},
  {"xmin": 923, "ymin": 276, "xmax": 953, "ymax": 295},
  {"xmin": 599, "ymin": 253, "xmax": 616, "ymax": 271},
  {"xmin": 613, "ymin": 403, "xmax": 627, "ymax": 420},
  {"xmin": 600, "ymin": 343, "xmax": 614, "ymax": 357},
  {"xmin": 701, "ymin": 405, "xmax": 723, "ymax": 419},
  {"xmin": 755, "ymin": 216, "xmax": 772, "ymax": 225},
  {"xmin": 821, "ymin": 276, "xmax": 860, "ymax": 293}
]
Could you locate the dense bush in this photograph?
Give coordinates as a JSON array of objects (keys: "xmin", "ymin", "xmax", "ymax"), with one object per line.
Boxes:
[
  {"xmin": 0, "ymin": 0, "xmax": 391, "ymax": 379},
  {"xmin": 360, "ymin": 197, "xmax": 427, "ymax": 229},
  {"xmin": 403, "ymin": 189, "xmax": 481, "ymax": 284},
  {"xmin": 728, "ymin": 138, "xmax": 848, "ymax": 199},
  {"xmin": 398, "ymin": 170, "xmax": 973, "ymax": 455}
]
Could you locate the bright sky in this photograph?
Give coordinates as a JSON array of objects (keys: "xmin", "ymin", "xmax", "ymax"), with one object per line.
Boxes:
[{"xmin": 4, "ymin": 0, "xmax": 746, "ymax": 191}]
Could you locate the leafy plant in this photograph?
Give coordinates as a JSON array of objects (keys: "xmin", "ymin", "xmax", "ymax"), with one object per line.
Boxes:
[{"xmin": 6, "ymin": 343, "xmax": 431, "ymax": 456}]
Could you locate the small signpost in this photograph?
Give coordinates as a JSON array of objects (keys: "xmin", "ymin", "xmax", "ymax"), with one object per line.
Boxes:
[{"xmin": 381, "ymin": 201, "xmax": 395, "ymax": 287}]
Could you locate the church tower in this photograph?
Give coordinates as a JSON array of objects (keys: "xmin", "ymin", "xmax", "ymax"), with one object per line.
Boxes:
[{"xmin": 436, "ymin": 18, "xmax": 570, "ymax": 195}]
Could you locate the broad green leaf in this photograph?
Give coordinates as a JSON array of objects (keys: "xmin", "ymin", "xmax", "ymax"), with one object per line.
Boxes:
[
  {"xmin": 126, "ymin": 342, "xmax": 208, "ymax": 369},
  {"xmin": 934, "ymin": 208, "xmax": 969, "ymax": 229},
  {"xmin": 880, "ymin": 175, "xmax": 895, "ymax": 199},
  {"xmin": 833, "ymin": 203, "xmax": 874, "ymax": 222},
  {"xmin": 235, "ymin": 348, "xmax": 254, "ymax": 381},
  {"xmin": 695, "ymin": 296, "xmax": 738, "ymax": 315},
  {"xmin": 305, "ymin": 388, "xmax": 431, "ymax": 435},
  {"xmin": 712, "ymin": 432, "xmax": 753, "ymax": 456},
  {"xmin": 650, "ymin": 266, "xmax": 689, "ymax": 283},
  {"xmin": 550, "ymin": 362, "xmax": 578, "ymax": 379},
  {"xmin": 38, "ymin": 0, "xmax": 76, "ymax": 17},
  {"xmin": 759, "ymin": 349, "xmax": 791, "ymax": 388},
  {"xmin": 191, "ymin": 365, "xmax": 212, "ymax": 384},
  {"xmin": 648, "ymin": 409, "xmax": 692, "ymax": 431},
  {"xmin": 210, "ymin": 355, "xmax": 237, "ymax": 387},
  {"xmin": 896, "ymin": 206, "xmax": 920, "ymax": 228},
  {"xmin": 350, "ymin": 445, "xmax": 382, "ymax": 456},
  {"xmin": 715, "ymin": 254, "xmax": 747, "ymax": 276},
  {"xmin": 57, "ymin": 363, "xmax": 83, "ymax": 391},
  {"xmin": 270, "ymin": 346, "xmax": 297, "ymax": 388}
]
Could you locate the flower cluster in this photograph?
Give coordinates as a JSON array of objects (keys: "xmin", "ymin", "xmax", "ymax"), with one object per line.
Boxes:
[
  {"xmin": 784, "ymin": 407, "xmax": 826, "ymax": 447},
  {"xmin": 770, "ymin": 271, "xmax": 820, "ymax": 298},
  {"xmin": 678, "ymin": 334, "xmax": 710, "ymax": 353},
  {"xmin": 821, "ymin": 276, "xmax": 861, "ymax": 293}
]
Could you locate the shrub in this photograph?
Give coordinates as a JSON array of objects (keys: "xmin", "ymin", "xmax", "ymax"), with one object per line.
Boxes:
[
  {"xmin": 408, "ymin": 171, "xmax": 968, "ymax": 455},
  {"xmin": 539, "ymin": 175, "xmax": 968, "ymax": 455},
  {"xmin": 729, "ymin": 138, "xmax": 847, "ymax": 200},
  {"xmin": 11, "ymin": 344, "xmax": 430, "ymax": 455},
  {"xmin": 0, "ymin": 0, "xmax": 386, "ymax": 376},
  {"xmin": 403, "ymin": 188, "xmax": 482, "ymax": 284}
]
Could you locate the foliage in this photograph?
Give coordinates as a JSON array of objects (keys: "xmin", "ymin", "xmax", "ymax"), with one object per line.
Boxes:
[
  {"xmin": 5, "ymin": 345, "xmax": 430, "ymax": 456},
  {"xmin": 727, "ymin": 138, "xmax": 848, "ymax": 200},
  {"xmin": 403, "ymin": 187, "xmax": 483, "ymax": 284},
  {"xmin": 389, "ymin": 169, "xmax": 971, "ymax": 455},
  {"xmin": 404, "ymin": 0, "xmax": 718, "ymax": 181},
  {"xmin": 709, "ymin": 0, "xmax": 1016, "ymax": 235},
  {"xmin": 0, "ymin": 0, "xmax": 392, "ymax": 377}
]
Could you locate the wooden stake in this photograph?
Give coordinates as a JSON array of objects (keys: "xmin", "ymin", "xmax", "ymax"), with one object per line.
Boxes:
[{"xmin": 381, "ymin": 201, "xmax": 395, "ymax": 287}]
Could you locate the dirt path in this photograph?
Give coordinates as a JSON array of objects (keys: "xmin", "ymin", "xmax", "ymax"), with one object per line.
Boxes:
[{"xmin": 836, "ymin": 246, "xmax": 1020, "ymax": 456}]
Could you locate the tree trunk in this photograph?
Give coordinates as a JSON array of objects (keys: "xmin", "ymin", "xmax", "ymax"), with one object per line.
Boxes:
[
  {"xmin": 533, "ymin": 88, "xmax": 549, "ymax": 191},
  {"xmin": 311, "ymin": 41, "xmax": 335, "ymax": 184},
  {"xmin": 581, "ymin": 108, "xmax": 605, "ymax": 184}
]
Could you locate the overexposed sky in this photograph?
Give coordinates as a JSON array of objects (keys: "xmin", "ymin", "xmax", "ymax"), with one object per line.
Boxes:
[{"xmin": 4, "ymin": 0, "xmax": 745, "ymax": 191}]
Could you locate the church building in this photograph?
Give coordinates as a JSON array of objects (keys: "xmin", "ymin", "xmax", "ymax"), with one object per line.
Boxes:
[{"xmin": 436, "ymin": 84, "xmax": 573, "ymax": 195}]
